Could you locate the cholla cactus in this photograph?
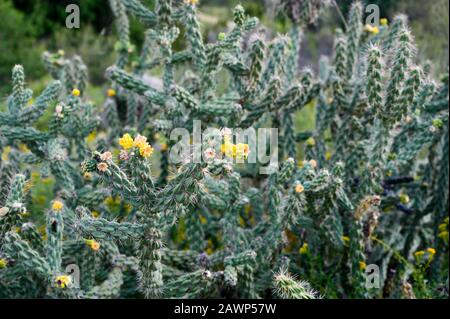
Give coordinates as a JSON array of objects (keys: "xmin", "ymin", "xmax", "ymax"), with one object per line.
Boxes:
[{"xmin": 0, "ymin": 0, "xmax": 448, "ymax": 299}]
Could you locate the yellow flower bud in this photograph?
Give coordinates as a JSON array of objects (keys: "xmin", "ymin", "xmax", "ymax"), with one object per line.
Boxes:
[
  {"xmin": 52, "ymin": 200, "xmax": 64, "ymax": 212},
  {"xmin": 107, "ymin": 89, "xmax": 116, "ymax": 97},
  {"xmin": 72, "ymin": 89, "xmax": 81, "ymax": 97}
]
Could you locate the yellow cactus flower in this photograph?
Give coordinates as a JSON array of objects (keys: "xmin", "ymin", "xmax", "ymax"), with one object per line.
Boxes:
[
  {"xmin": 52, "ymin": 200, "xmax": 64, "ymax": 212},
  {"xmin": 342, "ymin": 236, "xmax": 350, "ymax": 245},
  {"xmin": 295, "ymin": 183, "xmax": 304, "ymax": 194},
  {"xmin": 133, "ymin": 134, "xmax": 148, "ymax": 149},
  {"xmin": 18, "ymin": 143, "xmax": 30, "ymax": 153},
  {"xmin": 380, "ymin": 18, "xmax": 388, "ymax": 26},
  {"xmin": 119, "ymin": 133, "xmax": 134, "ymax": 149},
  {"xmin": 139, "ymin": 144, "xmax": 154, "ymax": 158},
  {"xmin": 299, "ymin": 243, "xmax": 308, "ymax": 255},
  {"xmin": 83, "ymin": 172, "xmax": 93, "ymax": 180},
  {"xmin": 185, "ymin": 0, "xmax": 199, "ymax": 6},
  {"xmin": 235, "ymin": 143, "xmax": 250, "ymax": 159},
  {"xmin": 55, "ymin": 275, "xmax": 72, "ymax": 289},
  {"xmin": 426, "ymin": 248, "xmax": 436, "ymax": 255},
  {"xmin": 72, "ymin": 88, "xmax": 81, "ymax": 97},
  {"xmin": 399, "ymin": 194, "xmax": 410, "ymax": 204},
  {"xmin": 371, "ymin": 26, "xmax": 380, "ymax": 34},
  {"xmin": 309, "ymin": 159, "xmax": 317, "ymax": 168},
  {"xmin": 1, "ymin": 146, "xmax": 11, "ymax": 161},
  {"xmin": 414, "ymin": 250, "xmax": 425, "ymax": 259},
  {"xmin": 85, "ymin": 239, "xmax": 101, "ymax": 251},
  {"xmin": 107, "ymin": 89, "xmax": 116, "ymax": 97},
  {"xmin": 221, "ymin": 142, "xmax": 235, "ymax": 158},
  {"xmin": 438, "ymin": 231, "xmax": 449, "ymax": 242},
  {"xmin": 91, "ymin": 211, "xmax": 100, "ymax": 218},
  {"xmin": 160, "ymin": 143, "xmax": 168, "ymax": 152},
  {"xmin": 359, "ymin": 261, "xmax": 367, "ymax": 270},
  {"xmin": 306, "ymin": 137, "xmax": 316, "ymax": 146},
  {"xmin": 199, "ymin": 215, "xmax": 207, "ymax": 225},
  {"xmin": 0, "ymin": 258, "xmax": 7, "ymax": 269}
]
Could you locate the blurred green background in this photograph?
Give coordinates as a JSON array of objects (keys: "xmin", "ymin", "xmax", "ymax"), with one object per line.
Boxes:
[{"xmin": 0, "ymin": 0, "xmax": 448, "ymax": 97}]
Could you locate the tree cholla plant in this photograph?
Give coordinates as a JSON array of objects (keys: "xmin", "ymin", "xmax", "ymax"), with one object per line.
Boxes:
[{"xmin": 0, "ymin": 0, "xmax": 448, "ymax": 299}]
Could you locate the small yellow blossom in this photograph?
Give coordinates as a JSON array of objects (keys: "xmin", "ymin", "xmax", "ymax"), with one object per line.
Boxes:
[
  {"xmin": 414, "ymin": 250, "xmax": 425, "ymax": 259},
  {"xmin": 364, "ymin": 24, "xmax": 379, "ymax": 34},
  {"xmin": 380, "ymin": 18, "xmax": 388, "ymax": 26},
  {"xmin": 72, "ymin": 88, "xmax": 81, "ymax": 97},
  {"xmin": 86, "ymin": 131, "xmax": 97, "ymax": 143},
  {"xmin": 184, "ymin": 0, "xmax": 199, "ymax": 6},
  {"xmin": 1, "ymin": 146, "xmax": 11, "ymax": 161},
  {"xmin": 91, "ymin": 211, "xmax": 101, "ymax": 218},
  {"xmin": 52, "ymin": 200, "xmax": 64, "ymax": 212},
  {"xmin": 438, "ymin": 231, "xmax": 449, "ymax": 242},
  {"xmin": 221, "ymin": 142, "xmax": 235, "ymax": 158},
  {"xmin": 235, "ymin": 143, "xmax": 250, "ymax": 159},
  {"xmin": 426, "ymin": 248, "xmax": 436, "ymax": 255},
  {"xmin": 160, "ymin": 143, "xmax": 168, "ymax": 152},
  {"xmin": 0, "ymin": 258, "xmax": 8, "ymax": 269},
  {"xmin": 55, "ymin": 275, "xmax": 71, "ymax": 289},
  {"xmin": 18, "ymin": 143, "xmax": 30, "ymax": 153},
  {"xmin": 83, "ymin": 172, "xmax": 92, "ymax": 180},
  {"xmin": 399, "ymin": 193, "xmax": 410, "ymax": 204},
  {"xmin": 133, "ymin": 134, "xmax": 148, "ymax": 149},
  {"xmin": 325, "ymin": 151, "xmax": 332, "ymax": 161},
  {"xmin": 306, "ymin": 137, "xmax": 315, "ymax": 146},
  {"xmin": 119, "ymin": 133, "xmax": 134, "ymax": 149},
  {"xmin": 295, "ymin": 183, "xmax": 304, "ymax": 194},
  {"xmin": 299, "ymin": 243, "xmax": 308, "ymax": 254},
  {"xmin": 139, "ymin": 144, "xmax": 154, "ymax": 158},
  {"xmin": 85, "ymin": 239, "xmax": 101, "ymax": 251},
  {"xmin": 359, "ymin": 261, "xmax": 367, "ymax": 270},
  {"xmin": 107, "ymin": 89, "xmax": 116, "ymax": 97},
  {"xmin": 342, "ymin": 236, "xmax": 350, "ymax": 245}
]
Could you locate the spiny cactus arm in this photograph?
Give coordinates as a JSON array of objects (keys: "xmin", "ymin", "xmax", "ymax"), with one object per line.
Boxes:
[
  {"xmin": 345, "ymin": 1, "xmax": 363, "ymax": 79},
  {"xmin": 257, "ymin": 37, "xmax": 290, "ymax": 94},
  {"xmin": 0, "ymin": 174, "xmax": 27, "ymax": 241},
  {"xmin": 19, "ymin": 223, "xmax": 44, "ymax": 253},
  {"xmin": 18, "ymin": 81, "xmax": 61, "ymax": 124},
  {"xmin": 105, "ymin": 66, "xmax": 166, "ymax": 105},
  {"xmin": 366, "ymin": 45, "xmax": 384, "ymax": 121},
  {"xmin": 76, "ymin": 187, "xmax": 110, "ymax": 207},
  {"xmin": 0, "ymin": 126, "xmax": 50, "ymax": 143},
  {"xmin": 45, "ymin": 205, "xmax": 64, "ymax": 273},
  {"xmin": 165, "ymin": 269, "xmax": 217, "ymax": 298},
  {"xmin": 384, "ymin": 27, "xmax": 414, "ymax": 125},
  {"xmin": 83, "ymin": 266, "xmax": 124, "ymax": 299},
  {"xmin": 161, "ymin": 248, "xmax": 198, "ymax": 270},
  {"xmin": 273, "ymin": 269, "xmax": 320, "ymax": 299},
  {"xmin": 122, "ymin": 0, "xmax": 157, "ymax": 27},
  {"xmin": 246, "ymin": 38, "xmax": 266, "ymax": 97},
  {"xmin": 383, "ymin": 14, "xmax": 408, "ymax": 52},
  {"xmin": 3, "ymin": 232, "xmax": 51, "ymax": 276},
  {"xmin": 75, "ymin": 212, "xmax": 144, "ymax": 241},
  {"xmin": 10, "ymin": 65, "xmax": 31, "ymax": 114},
  {"xmin": 184, "ymin": 2, "xmax": 206, "ymax": 71}
]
